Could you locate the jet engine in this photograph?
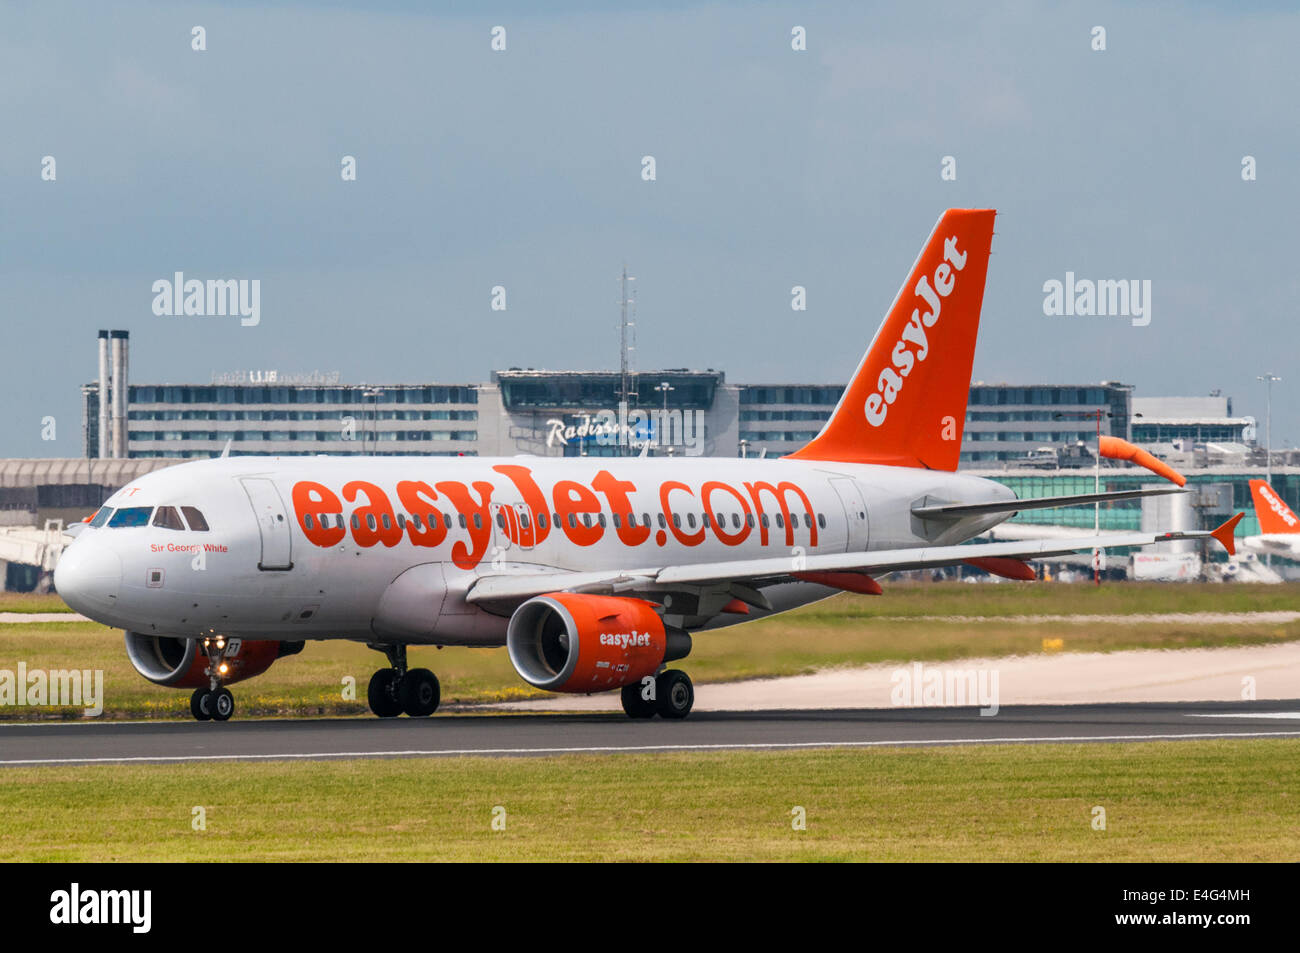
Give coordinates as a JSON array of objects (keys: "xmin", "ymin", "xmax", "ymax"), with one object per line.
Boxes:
[
  {"xmin": 506, "ymin": 592, "xmax": 691, "ymax": 693},
  {"xmin": 123, "ymin": 632, "xmax": 304, "ymax": 688}
]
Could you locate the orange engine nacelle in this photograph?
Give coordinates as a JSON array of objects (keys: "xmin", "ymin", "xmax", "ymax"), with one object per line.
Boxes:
[
  {"xmin": 506, "ymin": 593, "xmax": 691, "ymax": 693},
  {"xmin": 123, "ymin": 632, "xmax": 304, "ymax": 689}
]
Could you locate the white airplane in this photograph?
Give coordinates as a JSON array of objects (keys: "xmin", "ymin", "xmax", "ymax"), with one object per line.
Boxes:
[
  {"xmin": 1242, "ymin": 479, "xmax": 1300, "ymax": 560},
  {"xmin": 54, "ymin": 209, "xmax": 1242, "ymax": 721}
]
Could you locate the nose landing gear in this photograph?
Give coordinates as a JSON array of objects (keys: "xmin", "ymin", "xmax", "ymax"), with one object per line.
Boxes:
[
  {"xmin": 190, "ymin": 635, "xmax": 237, "ymax": 722},
  {"xmin": 366, "ymin": 643, "xmax": 440, "ymax": 718}
]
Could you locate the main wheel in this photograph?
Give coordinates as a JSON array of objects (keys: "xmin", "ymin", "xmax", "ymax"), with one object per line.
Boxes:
[
  {"xmin": 190, "ymin": 688, "xmax": 212, "ymax": 721},
  {"xmin": 367, "ymin": 669, "xmax": 403, "ymax": 718},
  {"xmin": 211, "ymin": 687, "xmax": 234, "ymax": 722},
  {"xmin": 655, "ymin": 670, "xmax": 694, "ymax": 719},
  {"xmin": 621, "ymin": 682, "xmax": 658, "ymax": 719},
  {"xmin": 399, "ymin": 668, "xmax": 440, "ymax": 717}
]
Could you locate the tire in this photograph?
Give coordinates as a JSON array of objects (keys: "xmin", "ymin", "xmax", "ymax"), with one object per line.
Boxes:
[
  {"xmin": 655, "ymin": 670, "xmax": 694, "ymax": 719},
  {"xmin": 190, "ymin": 688, "xmax": 212, "ymax": 721},
  {"xmin": 621, "ymin": 682, "xmax": 658, "ymax": 719},
  {"xmin": 399, "ymin": 668, "xmax": 440, "ymax": 717},
  {"xmin": 211, "ymin": 687, "xmax": 234, "ymax": 722},
  {"xmin": 367, "ymin": 669, "xmax": 403, "ymax": 718}
]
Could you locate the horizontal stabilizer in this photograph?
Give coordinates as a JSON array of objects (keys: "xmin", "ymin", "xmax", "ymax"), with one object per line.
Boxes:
[{"xmin": 912, "ymin": 486, "xmax": 1184, "ymax": 521}]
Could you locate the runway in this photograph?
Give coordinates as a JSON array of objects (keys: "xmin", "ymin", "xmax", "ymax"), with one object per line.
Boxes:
[{"xmin": 1, "ymin": 699, "xmax": 1298, "ymax": 766}]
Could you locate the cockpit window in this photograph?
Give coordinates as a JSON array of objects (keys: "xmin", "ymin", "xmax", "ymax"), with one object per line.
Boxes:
[
  {"xmin": 181, "ymin": 506, "xmax": 210, "ymax": 532},
  {"xmin": 88, "ymin": 506, "xmax": 114, "ymax": 528},
  {"xmin": 152, "ymin": 506, "xmax": 185, "ymax": 531},
  {"xmin": 108, "ymin": 507, "xmax": 153, "ymax": 528}
]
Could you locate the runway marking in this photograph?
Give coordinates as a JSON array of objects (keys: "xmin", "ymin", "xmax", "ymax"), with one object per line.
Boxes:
[
  {"xmin": 1188, "ymin": 712, "xmax": 1300, "ymax": 720},
  {"xmin": 2, "ymin": 729, "xmax": 1299, "ymax": 766}
]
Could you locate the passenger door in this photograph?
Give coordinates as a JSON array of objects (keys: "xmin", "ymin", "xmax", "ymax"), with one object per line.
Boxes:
[{"xmin": 241, "ymin": 477, "xmax": 293, "ymax": 570}]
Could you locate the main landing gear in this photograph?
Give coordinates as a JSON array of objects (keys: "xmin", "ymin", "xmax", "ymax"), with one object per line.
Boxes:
[
  {"xmin": 190, "ymin": 635, "xmax": 236, "ymax": 722},
  {"xmin": 621, "ymin": 669, "xmax": 694, "ymax": 720},
  {"xmin": 366, "ymin": 643, "xmax": 440, "ymax": 718}
]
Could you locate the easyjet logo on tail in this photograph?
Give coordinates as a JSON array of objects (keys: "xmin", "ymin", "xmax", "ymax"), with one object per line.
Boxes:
[
  {"xmin": 786, "ymin": 208, "xmax": 996, "ymax": 471},
  {"xmin": 1252, "ymin": 480, "xmax": 1300, "ymax": 532},
  {"xmin": 865, "ymin": 235, "xmax": 968, "ymax": 428}
]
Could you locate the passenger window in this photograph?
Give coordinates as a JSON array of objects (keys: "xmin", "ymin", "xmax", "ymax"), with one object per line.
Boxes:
[
  {"xmin": 381, "ymin": 514, "xmax": 392, "ymax": 530},
  {"xmin": 672, "ymin": 513, "xmax": 681, "ymax": 529},
  {"xmin": 472, "ymin": 514, "xmax": 482, "ymax": 530},
  {"xmin": 181, "ymin": 506, "xmax": 210, "ymax": 531},
  {"xmin": 538, "ymin": 513, "xmax": 548, "ymax": 529},
  {"xmin": 396, "ymin": 513, "xmax": 406, "ymax": 529},
  {"xmin": 761, "ymin": 514, "xmax": 770, "ymax": 528},
  {"xmin": 582, "ymin": 513, "xmax": 592, "ymax": 528},
  {"xmin": 496, "ymin": 512, "xmax": 506, "ymax": 530},
  {"xmin": 627, "ymin": 513, "xmax": 636, "ymax": 527},
  {"xmin": 732, "ymin": 513, "xmax": 741, "ymax": 529},
  {"xmin": 412, "ymin": 514, "xmax": 424, "ymax": 530},
  {"xmin": 444, "ymin": 513, "xmax": 453, "ymax": 529},
  {"xmin": 775, "ymin": 513, "xmax": 784, "ymax": 529},
  {"xmin": 458, "ymin": 514, "xmax": 467, "ymax": 529},
  {"xmin": 642, "ymin": 513, "xmax": 651, "ymax": 527},
  {"xmin": 89, "ymin": 506, "xmax": 114, "ymax": 528},
  {"xmin": 153, "ymin": 506, "xmax": 185, "ymax": 530},
  {"xmin": 304, "ymin": 513, "xmax": 315, "ymax": 530},
  {"xmin": 520, "ymin": 513, "xmax": 530, "ymax": 529},
  {"xmin": 109, "ymin": 507, "xmax": 153, "ymax": 528},
  {"xmin": 351, "ymin": 514, "xmax": 361, "ymax": 530},
  {"xmin": 746, "ymin": 514, "xmax": 755, "ymax": 528},
  {"xmin": 612, "ymin": 513, "xmax": 621, "ymax": 528},
  {"xmin": 657, "ymin": 513, "xmax": 666, "ymax": 529},
  {"xmin": 598, "ymin": 513, "xmax": 606, "ymax": 528},
  {"xmin": 804, "ymin": 513, "xmax": 812, "ymax": 528},
  {"xmin": 715, "ymin": 512, "xmax": 724, "ymax": 526},
  {"xmin": 817, "ymin": 513, "xmax": 826, "ymax": 529},
  {"xmin": 687, "ymin": 513, "xmax": 696, "ymax": 529}
]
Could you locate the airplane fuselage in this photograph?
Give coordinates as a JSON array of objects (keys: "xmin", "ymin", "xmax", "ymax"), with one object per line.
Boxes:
[{"xmin": 55, "ymin": 454, "xmax": 1015, "ymax": 645}]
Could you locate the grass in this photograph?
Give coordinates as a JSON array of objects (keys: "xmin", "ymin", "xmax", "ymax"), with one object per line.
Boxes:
[
  {"xmin": 0, "ymin": 593, "xmax": 74, "ymax": 613},
  {"xmin": 1, "ymin": 581, "xmax": 1298, "ymax": 720},
  {"xmin": 0, "ymin": 739, "xmax": 1294, "ymax": 861}
]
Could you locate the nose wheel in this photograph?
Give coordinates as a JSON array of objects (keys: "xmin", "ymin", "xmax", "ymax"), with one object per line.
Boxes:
[
  {"xmin": 366, "ymin": 643, "xmax": 441, "ymax": 718},
  {"xmin": 190, "ymin": 635, "xmax": 237, "ymax": 722}
]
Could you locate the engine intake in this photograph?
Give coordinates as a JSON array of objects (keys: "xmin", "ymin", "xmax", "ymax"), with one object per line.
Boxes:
[
  {"xmin": 506, "ymin": 593, "xmax": 691, "ymax": 693},
  {"xmin": 123, "ymin": 632, "xmax": 301, "ymax": 688}
]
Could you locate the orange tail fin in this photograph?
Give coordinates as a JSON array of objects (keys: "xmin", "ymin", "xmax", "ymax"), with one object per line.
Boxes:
[
  {"xmin": 787, "ymin": 208, "xmax": 996, "ymax": 470},
  {"xmin": 1249, "ymin": 480, "xmax": 1300, "ymax": 534}
]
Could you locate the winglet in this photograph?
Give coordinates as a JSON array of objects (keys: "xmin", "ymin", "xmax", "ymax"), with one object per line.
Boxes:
[{"xmin": 1211, "ymin": 512, "xmax": 1244, "ymax": 556}]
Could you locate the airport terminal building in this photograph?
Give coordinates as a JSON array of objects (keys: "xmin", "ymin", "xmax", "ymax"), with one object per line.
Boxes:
[{"xmin": 45, "ymin": 330, "xmax": 1294, "ymax": 552}]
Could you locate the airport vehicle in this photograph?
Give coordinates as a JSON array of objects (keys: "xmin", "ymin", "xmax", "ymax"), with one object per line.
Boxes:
[
  {"xmin": 54, "ymin": 209, "xmax": 1242, "ymax": 721},
  {"xmin": 1242, "ymin": 479, "xmax": 1300, "ymax": 559}
]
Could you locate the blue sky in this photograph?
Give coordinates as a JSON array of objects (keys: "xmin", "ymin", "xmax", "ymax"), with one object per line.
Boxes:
[{"xmin": 2, "ymin": 0, "xmax": 1297, "ymax": 456}]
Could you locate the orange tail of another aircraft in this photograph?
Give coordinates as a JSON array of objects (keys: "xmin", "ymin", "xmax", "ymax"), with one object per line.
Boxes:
[
  {"xmin": 1249, "ymin": 479, "xmax": 1300, "ymax": 534},
  {"xmin": 787, "ymin": 208, "xmax": 996, "ymax": 470}
]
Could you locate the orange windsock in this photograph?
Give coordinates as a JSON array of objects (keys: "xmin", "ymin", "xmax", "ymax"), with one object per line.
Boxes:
[{"xmin": 1098, "ymin": 435, "xmax": 1187, "ymax": 486}]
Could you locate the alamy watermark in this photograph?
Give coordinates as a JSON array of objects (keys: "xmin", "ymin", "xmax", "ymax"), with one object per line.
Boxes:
[
  {"xmin": 152, "ymin": 272, "xmax": 261, "ymax": 326},
  {"xmin": 890, "ymin": 661, "xmax": 999, "ymax": 716},
  {"xmin": 1042, "ymin": 272, "xmax": 1151, "ymax": 327},
  {"xmin": 0, "ymin": 664, "xmax": 104, "ymax": 716}
]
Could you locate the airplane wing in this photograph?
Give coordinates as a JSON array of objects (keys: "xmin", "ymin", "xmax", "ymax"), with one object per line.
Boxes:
[{"xmin": 466, "ymin": 514, "xmax": 1243, "ymax": 607}]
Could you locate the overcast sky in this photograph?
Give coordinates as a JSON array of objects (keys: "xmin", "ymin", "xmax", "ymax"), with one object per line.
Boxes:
[{"xmin": 2, "ymin": 0, "xmax": 1297, "ymax": 457}]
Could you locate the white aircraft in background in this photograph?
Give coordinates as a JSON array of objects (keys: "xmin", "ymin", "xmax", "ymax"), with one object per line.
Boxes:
[
  {"xmin": 54, "ymin": 209, "xmax": 1242, "ymax": 722},
  {"xmin": 1242, "ymin": 479, "xmax": 1300, "ymax": 560}
]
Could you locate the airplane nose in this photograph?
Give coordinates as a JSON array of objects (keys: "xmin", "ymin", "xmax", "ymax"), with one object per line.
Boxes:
[{"xmin": 54, "ymin": 544, "xmax": 122, "ymax": 616}]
